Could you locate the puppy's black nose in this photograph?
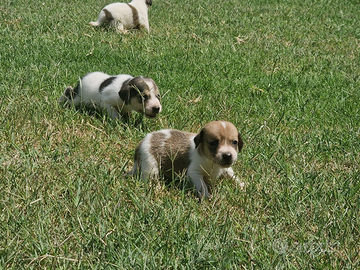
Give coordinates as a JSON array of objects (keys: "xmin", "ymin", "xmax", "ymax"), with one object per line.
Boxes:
[
  {"xmin": 222, "ymin": 153, "xmax": 232, "ymax": 161},
  {"xmin": 152, "ymin": 107, "xmax": 160, "ymax": 113}
]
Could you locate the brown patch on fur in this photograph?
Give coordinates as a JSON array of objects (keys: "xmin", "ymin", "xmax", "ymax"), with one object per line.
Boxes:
[
  {"xmin": 130, "ymin": 76, "xmax": 148, "ymax": 93},
  {"xmin": 141, "ymin": 77, "xmax": 161, "ymax": 98},
  {"xmin": 99, "ymin": 76, "xmax": 116, "ymax": 92},
  {"xmin": 103, "ymin": 8, "xmax": 114, "ymax": 23},
  {"xmin": 127, "ymin": 4, "xmax": 140, "ymax": 29},
  {"xmin": 150, "ymin": 130, "xmax": 194, "ymax": 180}
]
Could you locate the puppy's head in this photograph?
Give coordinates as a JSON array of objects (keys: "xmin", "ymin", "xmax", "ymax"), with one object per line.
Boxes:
[
  {"xmin": 194, "ymin": 121, "xmax": 243, "ymax": 167},
  {"xmin": 119, "ymin": 76, "xmax": 161, "ymax": 118}
]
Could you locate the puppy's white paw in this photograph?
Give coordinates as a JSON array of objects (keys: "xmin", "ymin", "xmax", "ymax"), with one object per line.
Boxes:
[{"xmin": 89, "ymin": 21, "xmax": 100, "ymax": 26}]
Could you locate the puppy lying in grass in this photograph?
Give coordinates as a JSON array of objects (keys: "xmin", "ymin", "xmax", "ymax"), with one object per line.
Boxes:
[
  {"xmin": 90, "ymin": 0, "xmax": 152, "ymax": 33},
  {"xmin": 59, "ymin": 72, "xmax": 161, "ymax": 120},
  {"xmin": 128, "ymin": 121, "xmax": 244, "ymax": 199}
]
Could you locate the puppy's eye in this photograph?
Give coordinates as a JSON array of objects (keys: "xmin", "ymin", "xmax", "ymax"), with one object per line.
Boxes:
[
  {"xmin": 138, "ymin": 95, "xmax": 148, "ymax": 103},
  {"xmin": 156, "ymin": 94, "xmax": 161, "ymax": 100},
  {"xmin": 232, "ymin": 140, "xmax": 238, "ymax": 146},
  {"xmin": 209, "ymin": 140, "xmax": 219, "ymax": 148}
]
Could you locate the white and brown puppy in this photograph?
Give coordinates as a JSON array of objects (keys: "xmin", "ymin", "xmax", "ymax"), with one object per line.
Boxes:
[
  {"xmin": 129, "ymin": 121, "xmax": 244, "ymax": 198},
  {"xmin": 59, "ymin": 72, "xmax": 161, "ymax": 119},
  {"xmin": 90, "ymin": 0, "xmax": 152, "ymax": 33}
]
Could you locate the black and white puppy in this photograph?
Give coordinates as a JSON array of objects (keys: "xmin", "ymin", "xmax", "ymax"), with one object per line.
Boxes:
[
  {"xmin": 128, "ymin": 121, "xmax": 244, "ymax": 198},
  {"xmin": 59, "ymin": 72, "xmax": 162, "ymax": 119},
  {"xmin": 90, "ymin": 0, "xmax": 152, "ymax": 33}
]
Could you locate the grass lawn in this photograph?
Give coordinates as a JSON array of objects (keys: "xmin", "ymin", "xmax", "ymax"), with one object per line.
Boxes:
[{"xmin": 0, "ymin": 0, "xmax": 359, "ymax": 268}]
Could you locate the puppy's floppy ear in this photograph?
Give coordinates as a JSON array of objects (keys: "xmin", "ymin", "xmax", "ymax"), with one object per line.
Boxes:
[
  {"xmin": 194, "ymin": 129, "xmax": 204, "ymax": 148},
  {"xmin": 237, "ymin": 132, "xmax": 244, "ymax": 152},
  {"xmin": 119, "ymin": 79, "xmax": 132, "ymax": 105}
]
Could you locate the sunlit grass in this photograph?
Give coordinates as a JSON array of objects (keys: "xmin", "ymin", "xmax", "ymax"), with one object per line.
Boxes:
[{"xmin": 0, "ymin": 0, "xmax": 359, "ymax": 268}]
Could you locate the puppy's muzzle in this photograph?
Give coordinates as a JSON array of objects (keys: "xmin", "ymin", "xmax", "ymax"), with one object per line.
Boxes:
[
  {"xmin": 145, "ymin": 106, "xmax": 161, "ymax": 118},
  {"xmin": 218, "ymin": 152, "xmax": 235, "ymax": 167},
  {"xmin": 152, "ymin": 106, "xmax": 160, "ymax": 114},
  {"xmin": 222, "ymin": 152, "xmax": 232, "ymax": 161}
]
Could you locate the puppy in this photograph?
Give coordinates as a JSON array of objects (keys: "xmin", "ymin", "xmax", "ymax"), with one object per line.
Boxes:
[
  {"xmin": 59, "ymin": 72, "xmax": 161, "ymax": 119},
  {"xmin": 90, "ymin": 0, "xmax": 152, "ymax": 33},
  {"xmin": 129, "ymin": 121, "xmax": 244, "ymax": 198}
]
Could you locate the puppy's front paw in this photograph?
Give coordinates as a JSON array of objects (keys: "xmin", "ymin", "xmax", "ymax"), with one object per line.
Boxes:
[
  {"xmin": 89, "ymin": 21, "xmax": 100, "ymax": 26},
  {"xmin": 196, "ymin": 190, "xmax": 212, "ymax": 203}
]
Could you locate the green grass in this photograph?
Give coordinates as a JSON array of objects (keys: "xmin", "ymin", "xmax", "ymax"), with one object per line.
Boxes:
[{"xmin": 1, "ymin": 0, "xmax": 359, "ymax": 268}]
